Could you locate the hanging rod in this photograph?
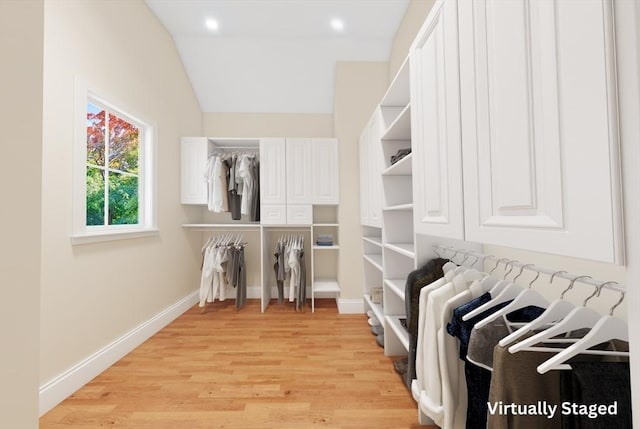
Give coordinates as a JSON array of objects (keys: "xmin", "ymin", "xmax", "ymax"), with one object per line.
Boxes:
[{"xmin": 433, "ymin": 244, "xmax": 626, "ymax": 294}]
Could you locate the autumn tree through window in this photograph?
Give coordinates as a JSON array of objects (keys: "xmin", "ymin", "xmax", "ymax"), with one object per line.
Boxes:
[{"xmin": 86, "ymin": 102, "xmax": 141, "ymax": 226}]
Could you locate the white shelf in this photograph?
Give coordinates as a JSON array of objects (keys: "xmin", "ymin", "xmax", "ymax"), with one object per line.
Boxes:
[
  {"xmin": 364, "ymin": 294, "xmax": 384, "ymax": 323},
  {"xmin": 383, "ymin": 203, "xmax": 414, "ymax": 212},
  {"xmin": 382, "ymin": 153, "xmax": 413, "ymax": 176},
  {"xmin": 363, "ymin": 254, "xmax": 383, "ymax": 272},
  {"xmin": 381, "ymin": 56, "xmax": 410, "ymax": 107},
  {"xmin": 313, "ymin": 279, "xmax": 340, "ymax": 293},
  {"xmin": 313, "ymin": 245, "xmax": 340, "ymax": 250},
  {"xmin": 384, "ymin": 279, "xmax": 406, "ymax": 300},
  {"xmin": 385, "ymin": 315, "xmax": 410, "ymax": 352},
  {"xmin": 384, "ymin": 243, "xmax": 416, "ymax": 259},
  {"xmin": 182, "ymin": 223, "xmax": 261, "ymax": 229},
  {"xmin": 362, "ymin": 236, "xmax": 383, "ymax": 247},
  {"xmin": 381, "ymin": 104, "xmax": 411, "ymax": 141},
  {"xmin": 313, "ymin": 223, "xmax": 338, "ymax": 227}
]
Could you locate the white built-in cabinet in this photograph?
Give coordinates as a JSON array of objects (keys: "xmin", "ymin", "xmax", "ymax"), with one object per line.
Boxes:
[
  {"xmin": 457, "ymin": 0, "xmax": 624, "ymax": 264},
  {"xmin": 181, "ymin": 136, "xmax": 341, "ymax": 313},
  {"xmin": 180, "ymin": 137, "xmax": 209, "ymax": 204},
  {"xmin": 359, "ymin": 111, "xmax": 384, "ymax": 228},
  {"xmin": 259, "ymin": 138, "xmax": 286, "ymax": 205},
  {"xmin": 261, "ymin": 137, "xmax": 339, "ymax": 225},
  {"xmin": 410, "ymin": 0, "xmax": 464, "ymax": 240},
  {"xmin": 312, "ymin": 138, "xmax": 339, "ymax": 205},
  {"xmin": 390, "ymin": 0, "xmax": 624, "ymax": 264},
  {"xmin": 285, "ymin": 138, "xmax": 313, "ymax": 205}
]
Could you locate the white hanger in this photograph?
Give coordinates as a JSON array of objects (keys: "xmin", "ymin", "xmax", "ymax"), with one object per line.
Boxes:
[
  {"xmin": 474, "ymin": 265, "xmax": 549, "ymax": 329},
  {"xmin": 536, "ymin": 315, "xmax": 628, "ymax": 373},
  {"xmin": 508, "ymin": 275, "xmax": 599, "ymax": 353},
  {"xmin": 498, "ymin": 272, "xmax": 575, "ymax": 346},
  {"xmin": 461, "ymin": 260, "xmax": 522, "ymax": 321}
]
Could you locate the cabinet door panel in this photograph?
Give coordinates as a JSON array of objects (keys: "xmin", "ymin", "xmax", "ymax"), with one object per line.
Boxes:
[
  {"xmin": 259, "ymin": 138, "xmax": 286, "ymax": 205},
  {"xmin": 180, "ymin": 137, "xmax": 208, "ymax": 204},
  {"xmin": 359, "ymin": 131, "xmax": 369, "ymax": 225},
  {"xmin": 367, "ymin": 112, "xmax": 384, "ymax": 228},
  {"xmin": 410, "ymin": 0, "xmax": 464, "ymax": 239},
  {"xmin": 286, "ymin": 138, "xmax": 313, "ymax": 204},
  {"xmin": 311, "ymin": 138, "xmax": 339, "ymax": 204},
  {"xmin": 459, "ymin": 0, "xmax": 623, "ymax": 263}
]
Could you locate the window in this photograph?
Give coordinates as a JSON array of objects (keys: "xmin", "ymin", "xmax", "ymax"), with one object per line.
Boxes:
[{"xmin": 73, "ymin": 79, "xmax": 157, "ymax": 243}]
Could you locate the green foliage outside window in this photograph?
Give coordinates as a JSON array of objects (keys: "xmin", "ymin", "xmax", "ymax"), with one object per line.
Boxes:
[{"xmin": 86, "ymin": 103, "xmax": 140, "ymax": 226}]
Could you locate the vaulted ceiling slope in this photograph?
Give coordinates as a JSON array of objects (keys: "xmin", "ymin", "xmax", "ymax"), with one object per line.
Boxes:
[{"xmin": 145, "ymin": 0, "xmax": 409, "ymax": 113}]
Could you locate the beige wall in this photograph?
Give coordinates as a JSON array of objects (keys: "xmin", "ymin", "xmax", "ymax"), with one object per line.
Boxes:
[
  {"xmin": 40, "ymin": 0, "xmax": 202, "ymax": 386},
  {"xmin": 203, "ymin": 112, "xmax": 333, "ymax": 137},
  {"xmin": 0, "ymin": 2, "xmax": 43, "ymax": 427},
  {"xmin": 334, "ymin": 62, "xmax": 389, "ymax": 299},
  {"xmin": 388, "ymin": 0, "xmax": 436, "ymax": 81}
]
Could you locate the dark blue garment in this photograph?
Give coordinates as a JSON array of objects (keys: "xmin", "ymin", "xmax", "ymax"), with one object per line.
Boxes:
[{"xmin": 448, "ymin": 294, "xmax": 546, "ymax": 429}]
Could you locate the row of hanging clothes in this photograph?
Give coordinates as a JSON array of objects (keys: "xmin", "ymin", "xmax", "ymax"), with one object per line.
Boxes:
[
  {"xmin": 403, "ymin": 246, "xmax": 630, "ymax": 429},
  {"xmin": 199, "ymin": 234, "xmax": 248, "ymax": 310},
  {"xmin": 273, "ymin": 235, "xmax": 307, "ymax": 310},
  {"xmin": 206, "ymin": 150, "xmax": 260, "ymax": 222}
]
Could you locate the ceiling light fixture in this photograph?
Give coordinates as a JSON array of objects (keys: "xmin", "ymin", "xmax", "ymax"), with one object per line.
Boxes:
[
  {"xmin": 330, "ymin": 18, "xmax": 344, "ymax": 32},
  {"xmin": 205, "ymin": 18, "xmax": 219, "ymax": 32}
]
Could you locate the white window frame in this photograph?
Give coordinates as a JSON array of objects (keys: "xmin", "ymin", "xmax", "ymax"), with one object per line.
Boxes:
[{"xmin": 72, "ymin": 77, "xmax": 158, "ymax": 244}]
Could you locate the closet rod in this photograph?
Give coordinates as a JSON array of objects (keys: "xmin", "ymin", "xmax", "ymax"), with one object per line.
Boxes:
[
  {"xmin": 433, "ymin": 244, "xmax": 626, "ymax": 294},
  {"xmin": 212, "ymin": 146, "xmax": 259, "ymax": 150}
]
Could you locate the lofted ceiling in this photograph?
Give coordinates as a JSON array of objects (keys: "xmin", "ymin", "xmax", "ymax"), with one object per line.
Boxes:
[{"xmin": 145, "ymin": 0, "xmax": 410, "ymax": 113}]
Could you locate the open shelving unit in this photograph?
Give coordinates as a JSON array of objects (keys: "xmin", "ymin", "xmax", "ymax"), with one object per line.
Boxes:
[{"xmin": 361, "ymin": 56, "xmax": 415, "ymax": 358}]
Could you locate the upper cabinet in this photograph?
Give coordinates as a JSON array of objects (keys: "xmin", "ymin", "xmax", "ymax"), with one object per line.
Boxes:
[
  {"xmin": 180, "ymin": 137, "xmax": 209, "ymax": 204},
  {"xmin": 360, "ymin": 110, "xmax": 384, "ymax": 228},
  {"xmin": 410, "ymin": 0, "xmax": 464, "ymax": 240},
  {"xmin": 286, "ymin": 138, "xmax": 313, "ymax": 204},
  {"xmin": 260, "ymin": 138, "xmax": 287, "ymax": 205},
  {"xmin": 311, "ymin": 138, "xmax": 339, "ymax": 204},
  {"xmin": 458, "ymin": 0, "xmax": 624, "ymax": 263}
]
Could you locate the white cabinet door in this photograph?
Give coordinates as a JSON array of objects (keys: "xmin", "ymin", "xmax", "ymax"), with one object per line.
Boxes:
[
  {"xmin": 359, "ymin": 130, "xmax": 370, "ymax": 226},
  {"xmin": 311, "ymin": 138, "xmax": 339, "ymax": 204},
  {"xmin": 259, "ymin": 138, "xmax": 286, "ymax": 205},
  {"xmin": 458, "ymin": 0, "xmax": 623, "ymax": 263},
  {"xmin": 180, "ymin": 137, "xmax": 209, "ymax": 204},
  {"xmin": 367, "ymin": 112, "xmax": 384, "ymax": 228},
  {"xmin": 410, "ymin": 0, "xmax": 464, "ymax": 239},
  {"xmin": 286, "ymin": 138, "xmax": 313, "ymax": 204}
]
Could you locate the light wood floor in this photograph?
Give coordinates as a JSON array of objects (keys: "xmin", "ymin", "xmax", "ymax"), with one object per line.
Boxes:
[{"xmin": 41, "ymin": 299, "xmax": 431, "ymax": 429}]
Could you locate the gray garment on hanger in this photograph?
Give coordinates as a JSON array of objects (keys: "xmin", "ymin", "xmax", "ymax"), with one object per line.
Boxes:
[
  {"xmin": 235, "ymin": 247, "xmax": 247, "ymax": 308},
  {"xmin": 223, "ymin": 158, "xmax": 242, "ymax": 220},
  {"xmin": 273, "ymin": 241, "xmax": 285, "ymax": 304},
  {"xmin": 251, "ymin": 159, "xmax": 260, "ymax": 222},
  {"xmin": 296, "ymin": 249, "xmax": 306, "ymax": 310}
]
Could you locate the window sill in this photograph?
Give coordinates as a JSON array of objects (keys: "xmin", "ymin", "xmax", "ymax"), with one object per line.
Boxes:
[{"xmin": 71, "ymin": 228, "xmax": 159, "ymax": 245}]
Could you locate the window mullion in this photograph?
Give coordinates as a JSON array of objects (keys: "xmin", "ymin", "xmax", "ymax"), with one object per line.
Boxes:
[{"xmin": 104, "ymin": 110, "xmax": 110, "ymax": 226}]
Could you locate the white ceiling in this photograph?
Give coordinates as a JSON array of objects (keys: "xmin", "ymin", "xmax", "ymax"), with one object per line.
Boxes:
[{"xmin": 145, "ymin": 0, "xmax": 410, "ymax": 113}]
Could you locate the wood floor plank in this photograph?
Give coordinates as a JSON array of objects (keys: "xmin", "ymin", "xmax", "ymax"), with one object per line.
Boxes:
[{"xmin": 40, "ymin": 299, "xmax": 435, "ymax": 428}]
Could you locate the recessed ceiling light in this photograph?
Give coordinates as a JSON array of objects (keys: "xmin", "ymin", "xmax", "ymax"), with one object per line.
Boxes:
[
  {"xmin": 330, "ymin": 18, "xmax": 344, "ymax": 32},
  {"xmin": 205, "ymin": 18, "xmax": 219, "ymax": 32}
]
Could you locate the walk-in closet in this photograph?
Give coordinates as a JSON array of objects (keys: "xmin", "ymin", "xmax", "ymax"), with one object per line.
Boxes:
[{"xmin": 3, "ymin": 0, "xmax": 639, "ymax": 428}]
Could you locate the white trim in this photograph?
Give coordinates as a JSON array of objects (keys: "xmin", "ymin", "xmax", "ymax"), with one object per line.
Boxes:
[
  {"xmin": 71, "ymin": 228, "xmax": 159, "ymax": 245},
  {"xmin": 337, "ymin": 298, "xmax": 365, "ymax": 314},
  {"xmin": 72, "ymin": 76, "xmax": 158, "ymax": 243},
  {"xmin": 39, "ymin": 290, "xmax": 198, "ymax": 416}
]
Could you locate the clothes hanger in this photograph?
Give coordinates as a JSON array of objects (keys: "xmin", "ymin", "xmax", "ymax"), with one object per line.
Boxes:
[
  {"xmin": 488, "ymin": 259, "xmax": 518, "ymax": 296},
  {"xmin": 498, "ymin": 270, "xmax": 575, "ymax": 346},
  {"xmin": 473, "ymin": 265, "xmax": 549, "ymax": 329},
  {"xmin": 536, "ymin": 288, "xmax": 628, "ymax": 374},
  {"xmin": 461, "ymin": 260, "xmax": 522, "ymax": 321},
  {"xmin": 508, "ymin": 275, "xmax": 600, "ymax": 353}
]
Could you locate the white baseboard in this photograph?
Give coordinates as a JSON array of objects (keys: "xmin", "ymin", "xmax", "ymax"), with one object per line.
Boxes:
[
  {"xmin": 39, "ymin": 290, "xmax": 199, "ymax": 416},
  {"xmin": 337, "ymin": 298, "xmax": 364, "ymax": 314}
]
